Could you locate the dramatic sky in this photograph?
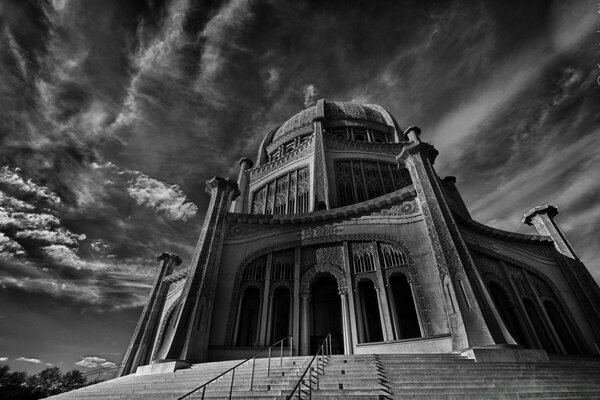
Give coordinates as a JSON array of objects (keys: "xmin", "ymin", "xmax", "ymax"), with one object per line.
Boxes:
[{"xmin": 0, "ymin": 0, "xmax": 598, "ymax": 374}]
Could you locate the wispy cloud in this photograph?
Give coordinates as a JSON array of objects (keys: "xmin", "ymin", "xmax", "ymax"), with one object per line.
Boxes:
[
  {"xmin": 0, "ymin": 357, "xmax": 8, "ymax": 362},
  {"xmin": 75, "ymin": 356, "xmax": 116, "ymax": 369},
  {"xmin": 16, "ymin": 357, "xmax": 43, "ymax": 364}
]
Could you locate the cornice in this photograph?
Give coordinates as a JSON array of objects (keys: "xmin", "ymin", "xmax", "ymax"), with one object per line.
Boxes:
[
  {"xmin": 225, "ymin": 185, "xmax": 416, "ymax": 225},
  {"xmin": 246, "ymin": 135, "xmax": 314, "ymax": 182},
  {"xmin": 324, "ymin": 135, "xmax": 408, "ymax": 155},
  {"xmin": 454, "ymin": 212, "xmax": 552, "ymax": 244}
]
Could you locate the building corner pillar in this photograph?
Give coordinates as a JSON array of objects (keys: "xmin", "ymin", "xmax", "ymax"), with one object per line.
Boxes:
[
  {"xmin": 231, "ymin": 157, "xmax": 253, "ymax": 213},
  {"xmin": 118, "ymin": 252, "xmax": 182, "ymax": 376},
  {"xmin": 165, "ymin": 177, "xmax": 239, "ymax": 363}
]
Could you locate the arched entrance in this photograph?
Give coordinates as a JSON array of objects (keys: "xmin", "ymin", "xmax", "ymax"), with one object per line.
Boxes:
[
  {"xmin": 235, "ymin": 286, "xmax": 261, "ymax": 347},
  {"xmin": 389, "ymin": 274, "xmax": 421, "ymax": 339},
  {"xmin": 523, "ymin": 298, "xmax": 557, "ymax": 353},
  {"xmin": 309, "ymin": 275, "xmax": 343, "ymax": 354},
  {"xmin": 356, "ymin": 279, "xmax": 383, "ymax": 343},
  {"xmin": 544, "ymin": 301, "xmax": 580, "ymax": 355},
  {"xmin": 488, "ymin": 282, "xmax": 530, "ymax": 348},
  {"xmin": 270, "ymin": 286, "xmax": 291, "ymax": 343}
]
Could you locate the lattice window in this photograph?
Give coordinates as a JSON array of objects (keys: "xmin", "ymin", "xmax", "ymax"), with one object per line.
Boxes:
[
  {"xmin": 335, "ymin": 160, "xmax": 412, "ymax": 207},
  {"xmin": 380, "ymin": 243, "xmax": 407, "ymax": 269},
  {"xmin": 243, "ymin": 256, "xmax": 266, "ymax": 281},
  {"xmin": 271, "ymin": 250, "xmax": 294, "ymax": 281},
  {"xmin": 351, "ymin": 242, "xmax": 376, "ymax": 274},
  {"xmin": 297, "ymin": 167, "xmax": 310, "ymax": 213},
  {"xmin": 251, "ymin": 166, "xmax": 310, "ymax": 215},
  {"xmin": 252, "ymin": 186, "xmax": 267, "ymax": 214},
  {"xmin": 324, "ymin": 126, "xmax": 390, "ymax": 143}
]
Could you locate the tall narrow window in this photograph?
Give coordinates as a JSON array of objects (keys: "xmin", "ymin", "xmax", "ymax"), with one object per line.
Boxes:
[
  {"xmin": 270, "ymin": 287, "xmax": 291, "ymax": 342},
  {"xmin": 357, "ymin": 280, "xmax": 383, "ymax": 343},
  {"xmin": 389, "ymin": 274, "xmax": 421, "ymax": 339},
  {"xmin": 334, "ymin": 160, "xmax": 412, "ymax": 207},
  {"xmin": 236, "ymin": 287, "xmax": 261, "ymax": 347},
  {"xmin": 251, "ymin": 166, "xmax": 310, "ymax": 215},
  {"xmin": 544, "ymin": 301, "xmax": 579, "ymax": 355}
]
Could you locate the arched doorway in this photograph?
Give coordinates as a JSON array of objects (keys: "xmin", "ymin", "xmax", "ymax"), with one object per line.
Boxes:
[
  {"xmin": 236, "ymin": 287, "xmax": 261, "ymax": 347},
  {"xmin": 270, "ymin": 286, "xmax": 291, "ymax": 343},
  {"xmin": 523, "ymin": 298, "xmax": 557, "ymax": 353},
  {"xmin": 544, "ymin": 301, "xmax": 580, "ymax": 355},
  {"xmin": 356, "ymin": 279, "xmax": 383, "ymax": 343},
  {"xmin": 389, "ymin": 274, "xmax": 420, "ymax": 339},
  {"xmin": 488, "ymin": 282, "xmax": 530, "ymax": 348},
  {"xmin": 310, "ymin": 275, "xmax": 343, "ymax": 354}
]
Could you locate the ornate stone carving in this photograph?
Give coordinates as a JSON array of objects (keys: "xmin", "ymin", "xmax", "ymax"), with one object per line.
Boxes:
[
  {"xmin": 247, "ymin": 136, "xmax": 313, "ymax": 182},
  {"xmin": 300, "ymin": 263, "xmax": 347, "ymax": 296},
  {"xmin": 371, "ymin": 199, "xmax": 418, "ymax": 216},
  {"xmin": 301, "ymin": 225, "xmax": 340, "ymax": 240}
]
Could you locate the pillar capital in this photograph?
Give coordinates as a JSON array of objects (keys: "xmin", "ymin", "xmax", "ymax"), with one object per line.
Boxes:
[
  {"xmin": 405, "ymin": 126, "xmax": 422, "ymax": 142},
  {"xmin": 238, "ymin": 157, "xmax": 254, "ymax": 169},
  {"xmin": 157, "ymin": 252, "xmax": 182, "ymax": 266},
  {"xmin": 396, "ymin": 141, "xmax": 439, "ymax": 165},
  {"xmin": 522, "ymin": 204, "xmax": 559, "ymax": 225},
  {"xmin": 205, "ymin": 176, "xmax": 240, "ymax": 200}
]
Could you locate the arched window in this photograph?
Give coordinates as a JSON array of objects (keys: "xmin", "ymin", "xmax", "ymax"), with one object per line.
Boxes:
[
  {"xmin": 544, "ymin": 301, "xmax": 580, "ymax": 355},
  {"xmin": 488, "ymin": 282, "xmax": 530, "ymax": 347},
  {"xmin": 251, "ymin": 166, "xmax": 310, "ymax": 215},
  {"xmin": 389, "ymin": 274, "xmax": 420, "ymax": 339},
  {"xmin": 236, "ymin": 286, "xmax": 261, "ymax": 347},
  {"xmin": 357, "ymin": 280, "xmax": 383, "ymax": 343},
  {"xmin": 270, "ymin": 287, "xmax": 291, "ymax": 342},
  {"xmin": 523, "ymin": 298, "xmax": 557, "ymax": 353},
  {"xmin": 334, "ymin": 160, "xmax": 412, "ymax": 207}
]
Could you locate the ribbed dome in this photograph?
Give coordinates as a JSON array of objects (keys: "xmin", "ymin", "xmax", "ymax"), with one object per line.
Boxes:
[{"xmin": 271, "ymin": 100, "xmax": 392, "ymax": 143}]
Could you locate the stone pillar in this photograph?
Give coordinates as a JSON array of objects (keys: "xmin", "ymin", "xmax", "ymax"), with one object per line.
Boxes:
[
  {"xmin": 311, "ymin": 99, "xmax": 330, "ymax": 211},
  {"xmin": 231, "ymin": 157, "xmax": 253, "ymax": 213},
  {"xmin": 259, "ymin": 253, "xmax": 273, "ymax": 346},
  {"xmin": 340, "ymin": 291, "xmax": 352, "ymax": 354},
  {"xmin": 292, "ymin": 247, "xmax": 301, "ymax": 355},
  {"xmin": 342, "ymin": 242, "xmax": 358, "ymax": 353},
  {"xmin": 301, "ymin": 294, "xmax": 310, "ymax": 355},
  {"xmin": 397, "ymin": 128, "xmax": 511, "ymax": 350},
  {"xmin": 372, "ymin": 242, "xmax": 394, "ymax": 341},
  {"xmin": 164, "ymin": 177, "xmax": 239, "ymax": 363},
  {"xmin": 523, "ymin": 205, "xmax": 600, "ymax": 352},
  {"xmin": 522, "ymin": 205, "xmax": 576, "ymax": 259},
  {"xmin": 118, "ymin": 252, "xmax": 181, "ymax": 376}
]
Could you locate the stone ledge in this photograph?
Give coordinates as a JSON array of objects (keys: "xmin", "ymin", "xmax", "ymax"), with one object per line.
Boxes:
[
  {"xmin": 461, "ymin": 346, "xmax": 549, "ymax": 363},
  {"xmin": 135, "ymin": 360, "xmax": 190, "ymax": 375}
]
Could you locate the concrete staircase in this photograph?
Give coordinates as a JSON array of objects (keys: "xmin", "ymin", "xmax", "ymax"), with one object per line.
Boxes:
[
  {"xmin": 47, "ymin": 354, "xmax": 600, "ymax": 399},
  {"xmin": 47, "ymin": 356, "xmax": 312, "ymax": 399}
]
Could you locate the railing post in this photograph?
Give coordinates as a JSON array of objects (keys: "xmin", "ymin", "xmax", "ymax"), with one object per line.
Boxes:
[
  {"xmin": 201, "ymin": 386, "xmax": 206, "ymax": 400},
  {"xmin": 280, "ymin": 339, "xmax": 284, "ymax": 366},
  {"xmin": 250, "ymin": 357, "xmax": 255, "ymax": 391},
  {"xmin": 309, "ymin": 367, "xmax": 312, "ymax": 399},
  {"xmin": 228, "ymin": 369, "xmax": 235, "ymax": 400},
  {"xmin": 268, "ymin": 347, "xmax": 271, "ymax": 376},
  {"xmin": 290, "ymin": 336, "xmax": 293, "ymax": 357}
]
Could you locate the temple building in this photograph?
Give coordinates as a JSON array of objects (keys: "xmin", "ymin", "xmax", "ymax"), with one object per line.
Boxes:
[{"xmin": 118, "ymin": 100, "xmax": 600, "ymax": 376}]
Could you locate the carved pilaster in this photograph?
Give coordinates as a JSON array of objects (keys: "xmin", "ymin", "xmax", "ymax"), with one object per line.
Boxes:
[
  {"xmin": 118, "ymin": 253, "xmax": 182, "ymax": 376},
  {"xmin": 163, "ymin": 177, "xmax": 239, "ymax": 363},
  {"xmin": 397, "ymin": 135, "xmax": 505, "ymax": 350}
]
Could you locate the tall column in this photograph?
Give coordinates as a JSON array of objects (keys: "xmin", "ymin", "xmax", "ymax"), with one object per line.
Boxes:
[
  {"xmin": 118, "ymin": 253, "xmax": 181, "ymax": 376},
  {"xmin": 339, "ymin": 291, "xmax": 352, "ymax": 354},
  {"xmin": 292, "ymin": 247, "xmax": 301, "ymax": 355},
  {"xmin": 523, "ymin": 205, "xmax": 600, "ymax": 350},
  {"xmin": 342, "ymin": 242, "xmax": 358, "ymax": 352},
  {"xmin": 259, "ymin": 254, "xmax": 273, "ymax": 346},
  {"xmin": 231, "ymin": 157, "xmax": 253, "ymax": 213},
  {"xmin": 372, "ymin": 242, "xmax": 394, "ymax": 341},
  {"xmin": 398, "ymin": 127, "xmax": 511, "ymax": 350},
  {"xmin": 301, "ymin": 294, "xmax": 310, "ymax": 355},
  {"xmin": 164, "ymin": 177, "xmax": 239, "ymax": 363}
]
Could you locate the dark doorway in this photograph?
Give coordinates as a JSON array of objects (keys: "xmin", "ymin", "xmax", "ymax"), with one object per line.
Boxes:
[
  {"xmin": 270, "ymin": 287, "xmax": 291, "ymax": 343},
  {"xmin": 545, "ymin": 301, "xmax": 580, "ymax": 355},
  {"xmin": 357, "ymin": 280, "xmax": 383, "ymax": 343},
  {"xmin": 523, "ymin": 298, "xmax": 557, "ymax": 353},
  {"xmin": 310, "ymin": 275, "xmax": 343, "ymax": 354},
  {"xmin": 236, "ymin": 287, "xmax": 261, "ymax": 347},
  {"xmin": 488, "ymin": 282, "xmax": 530, "ymax": 348},
  {"xmin": 390, "ymin": 274, "xmax": 421, "ymax": 339}
]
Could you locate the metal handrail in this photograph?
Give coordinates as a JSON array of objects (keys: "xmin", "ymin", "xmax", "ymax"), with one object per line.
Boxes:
[
  {"xmin": 286, "ymin": 333, "xmax": 331, "ymax": 399},
  {"xmin": 176, "ymin": 335, "xmax": 293, "ymax": 400}
]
